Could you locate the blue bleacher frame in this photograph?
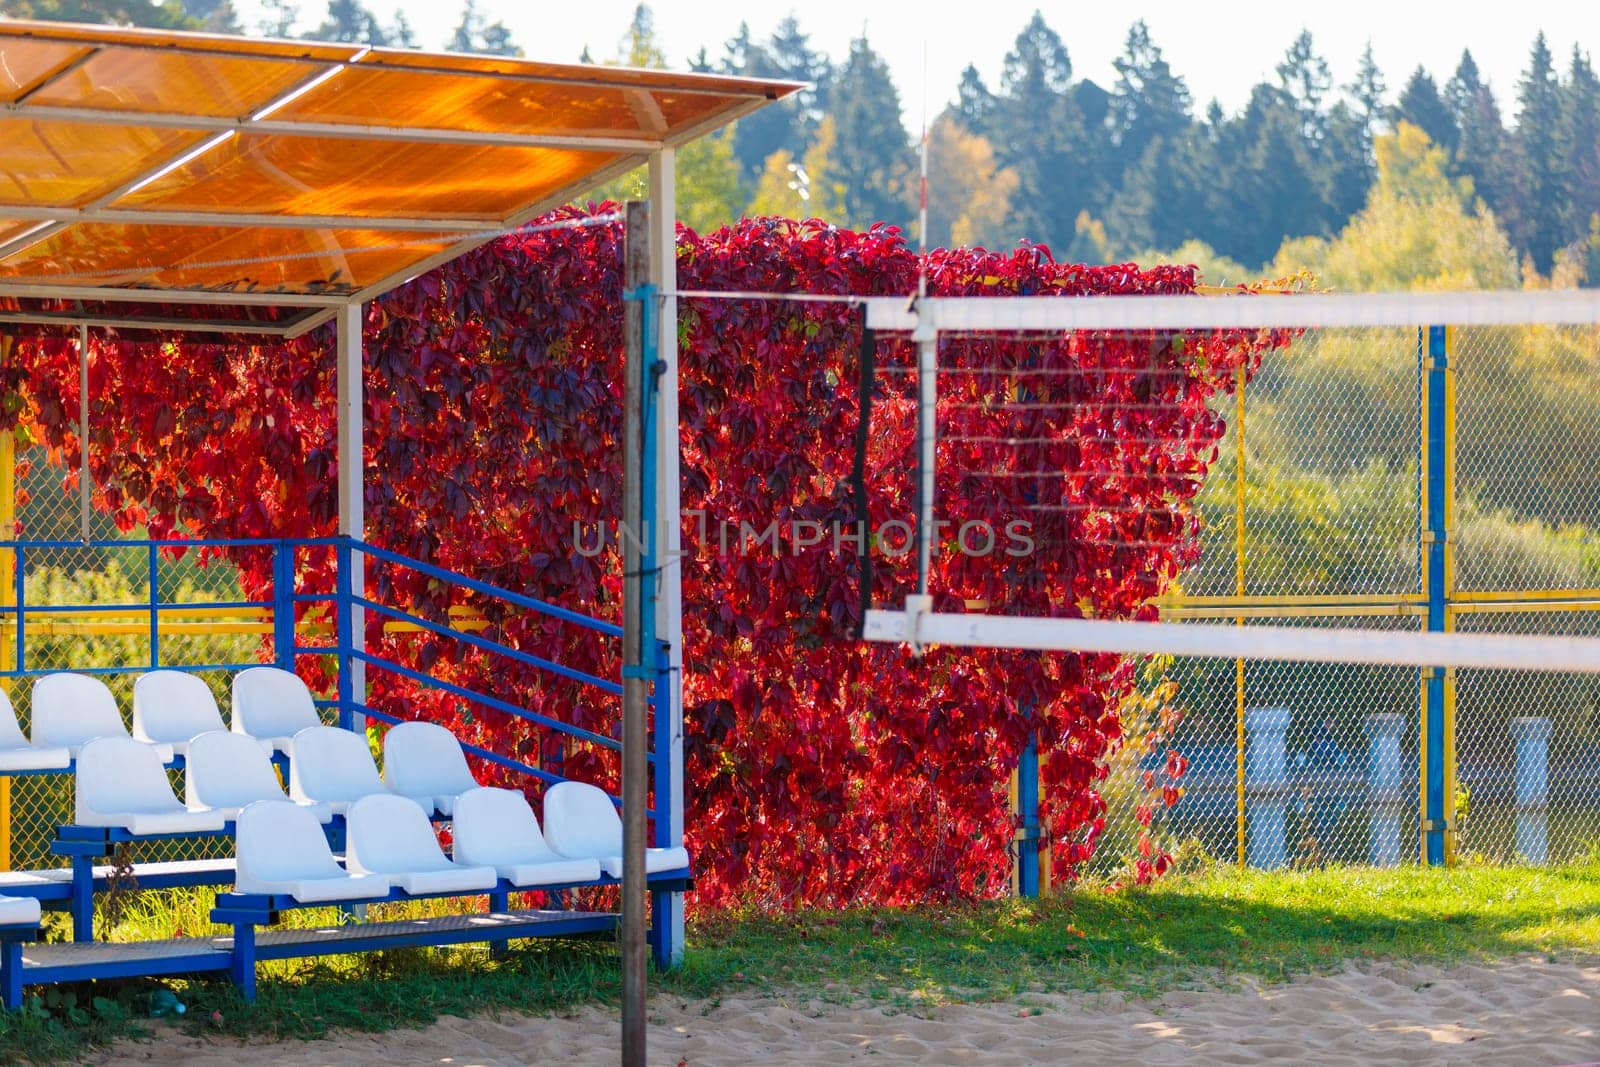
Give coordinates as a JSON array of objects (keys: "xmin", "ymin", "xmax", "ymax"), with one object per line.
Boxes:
[{"xmin": 0, "ymin": 529, "xmax": 685, "ymax": 1003}]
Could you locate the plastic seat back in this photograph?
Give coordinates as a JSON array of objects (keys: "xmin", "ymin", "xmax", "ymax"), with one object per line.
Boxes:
[
  {"xmin": 453, "ymin": 786, "xmax": 564, "ymax": 868},
  {"xmin": 133, "ymin": 670, "xmax": 226, "ymax": 747},
  {"xmin": 32, "ymin": 672, "xmax": 129, "ymax": 750},
  {"xmin": 231, "ymin": 667, "xmax": 320, "ymax": 743},
  {"xmin": 288, "ymin": 726, "xmax": 384, "ymax": 804},
  {"xmin": 383, "ymin": 722, "xmax": 477, "ymax": 806},
  {"xmin": 185, "ymin": 730, "xmax": 288, "ymax": 810},
  {"xmin": 236, "ymin": 800, "xmax": 346, "ymax": 885},
  {"xmin": 346, "ymin": 794, "xmax": 450, "ymax": 875},
  {"xmin": 75, "ymin": 736, "xmax": 179, "ymax": 820},
  {"xmin": 542, "ymin": 781, "xmax": 623, "ymax": 859}
]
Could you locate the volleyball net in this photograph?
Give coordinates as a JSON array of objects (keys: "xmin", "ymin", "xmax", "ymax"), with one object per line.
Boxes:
[{"xmin": 858, "ymin": 289, "xmax": 1600, "ymax": 677}]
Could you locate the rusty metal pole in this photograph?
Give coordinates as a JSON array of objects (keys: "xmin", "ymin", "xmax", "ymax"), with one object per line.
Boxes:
[{"xmin": 620, "ymin": 200, "xmax": 650, "ymax": 1067}]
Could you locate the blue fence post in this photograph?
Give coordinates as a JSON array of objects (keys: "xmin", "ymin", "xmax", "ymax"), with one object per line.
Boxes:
[
  {"xmin": 335, "ymin": 539, "xmax": 353, "ymax": 731},
  {"xmin": 273, "ymin": 541, "xmax": 295, "ymax": 672},
  {"xmin": 1016, "ymin": 734, "xmax": 1041, "ymax": 897},
  {"xmin": 1422, "ymin": 325, "xmax": 1453, "ymax": 866},
  {"xmin": 649, "ymin": 639, "xmax": 679, "ymax": 967}
]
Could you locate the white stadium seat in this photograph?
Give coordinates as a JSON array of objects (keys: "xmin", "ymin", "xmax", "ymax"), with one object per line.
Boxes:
[
  {"xmin": 542, "ymin": 781, "xmax": 690, "ymax": 878},
  {"xmin": 345, "ymin": 794, "xmax": 497, "ymax": 895},
  {"xmin": 184, "ymin": 730, "xmax": 333, "ymax": 823},
  {"xmin": 0, "ymin": 894, "xmax": 40, "ymax": 926},
  {"xmin": 33, "ymin": 673, "xmax": 173, "ymax": 763},
  {"xmin": 382, "ymin": 721, "xmax": 479, "ymax": 816},
  {"xmin": 75, "ymin": 736, "xmax": 226, "ymax": 836},
  {"xmin": 231, "ymin": 666, "xmax": 322, "ymax": 757},
  {"xmin": 288, "ymin": 725, "xmax": 431, "ymax": 816},
  {"xmin": 451, "ymin": 787, "xmax": 601, "ymax": 887},
  {"xmin": 133, "ymin": 670, "xmax": 262, "ymax": 757},
  {"xmin": 0, "ymin": 689, "xmax": 70, "ymax": 772},
  {"xmin": 234, "ymin": 800, "xmax": 387, "ymax": 903}
]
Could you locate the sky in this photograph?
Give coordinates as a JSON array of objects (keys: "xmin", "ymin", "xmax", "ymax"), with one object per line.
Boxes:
[{"xmin": 234, "ymin": 1, "xmax": 1593, "ymax": 124}]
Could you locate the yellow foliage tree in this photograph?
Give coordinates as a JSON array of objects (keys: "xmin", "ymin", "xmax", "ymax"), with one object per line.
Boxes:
[
  {"xmin": 1270, "ymin": 122, "xmax": 1519, "ymax": 291},
  {"xmin": 924, "ymin": 115, "xmax": 1019, "ymax": 250}
]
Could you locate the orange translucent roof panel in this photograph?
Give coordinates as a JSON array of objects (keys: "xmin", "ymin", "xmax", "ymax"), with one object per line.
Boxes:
[
  {"xmin": 0, "ymin": 22, "xmax": 360, "ymax": 63},
  {"xmin": 26, "ymin": 47, "xmax": 329, "ymax": 119},
  {"xmin": 0, "ymin": 19, "xmax": 797, "ymax": 308},
  {"xmin": 0, "ymin": 39, "xmax": 92, "ymax": 102},
  {"xmin": 0, "ymin": 117, "xmax": 205, "ymax": 208},
  {"xmin": 117, "ymin": 134, "xmax": 624, "ymax": 221},
  {"xmin": 276, "ymin": 67, "xmax": 649, "ymax": 135},
  {"xmin": 0, "ymin": 222, "xmax": 461, "ymax": 294}
]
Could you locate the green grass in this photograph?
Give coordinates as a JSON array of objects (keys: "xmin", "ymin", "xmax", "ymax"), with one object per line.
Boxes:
[{"xmin": 3, "ymin": 861, "xmax": 1597, "ymax": 1062}]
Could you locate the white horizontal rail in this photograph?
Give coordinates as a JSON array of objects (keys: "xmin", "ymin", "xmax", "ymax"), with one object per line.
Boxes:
[
  {"xmin": 0, "ymin": 282, "xmax": 347, "ymax": 307},
  {"xmin": 863, "ymin": 609, "xmax": 1600, "ymax": 674},
  {"xmin": 0, "ymin": 310, "xmax": 296, "ymax": 336},
  {"xmin": 863, "ymin": 291, "xmax": 1600, "ymax": 332}
]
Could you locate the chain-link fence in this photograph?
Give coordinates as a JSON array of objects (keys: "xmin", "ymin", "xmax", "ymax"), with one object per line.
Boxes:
[
  {"xmin": 2, "ymin": 445, "xmax": 275, "ymax": 870},
  {"xmin": 1150, "ymin": 323, "xmax": 1600, "ymax": 868}
]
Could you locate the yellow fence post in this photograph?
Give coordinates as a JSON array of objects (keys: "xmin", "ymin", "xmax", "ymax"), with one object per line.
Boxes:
[
  {"xmin": 1234, "ymin": 368, "xmax": 1247, "ymax": 867},
  {"xmin": 1442, "ymin": 327, "xmax": 1459, "ymax": 866},
  {"xmin": 0, "ymin": 335, "xmax": 13, "ymax": 872}
]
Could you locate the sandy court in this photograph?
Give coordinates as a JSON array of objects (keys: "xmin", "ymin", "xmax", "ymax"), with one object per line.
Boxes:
[{"xmin": 93, "ymin": 957, "xmax": 1598, "ymax": 1066}]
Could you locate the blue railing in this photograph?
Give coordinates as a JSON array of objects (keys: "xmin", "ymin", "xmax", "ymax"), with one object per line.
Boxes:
[{"xmin": 0, "ymin": 535, "xmax": 669, "ymax": 816}]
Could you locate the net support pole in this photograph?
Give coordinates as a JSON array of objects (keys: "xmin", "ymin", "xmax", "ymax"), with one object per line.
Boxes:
[
  {"xmin": 647, "ymin": 148, "xmax": 685, "ymax": 971},
  {"xmin": 620, "ymin": 200, "xmax": 653, "ymax": 1067},
  {"xmin": 909, "ymin": 312, "xmax": 937, "ymax": 634},
  {"xmin": 1234, "ymin": 368, "xmax": 1247, "ymax": 868},
  {"xmin": 335, "ymin": 301, "xmax": 365, "ymax": 734},
  {"xmin": 1016, "ymin": 735, "xmax": 1041, "ymax": 897},
  {"xmin": 1422, "ymin": 325, "xmax": 1456, "ymax": 866}
]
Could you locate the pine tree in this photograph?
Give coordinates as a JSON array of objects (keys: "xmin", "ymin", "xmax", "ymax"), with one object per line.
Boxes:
[
  {"xmin": 815, "ymin": 36, "xmax": 909, "ymax": 230},
  {"xmin": 1105, "ymin": 130, "xmax": 1214, "ymax": 253},
  {"xmin": 1211, "ymin": 85, "xmax": 1328, "ymax": 266},
  {"xmin": 618, "ymin": 3, "xmax": 666, "ymax": 68},
  {"xmin": 1322, "ymin": 101, "xmax": 1374, "ymax": 223},
  {"xmin": 449, "ymin": 0, "xmax": 520, "ymax": 56},
  {"xmin": 1276, "ymin": 29, "xmax": 1333, "ymax": 142},
  {"xmin": 1556, "ymin": 47, "xmax": 1600, "ymax": 255},
  {"xmin": 724, "ymin": 17, "xmax": 832, "ymax": 184},
  {"xmin": 1346, "ymin": 42, "xmax": 1388, "ymax": 144},
  {"xmin": 1510, "ymin": 34, "xmax": 1564, "ymax": 272},
  {"xmin": 1447, "ymin": 51, "xmax": 1510, "ymax": 219},
  {"xmin": 308, "ymin": 0, "xmax": 388, "ymax": 45},
  {"xmin": 1110, "ymin": 20, "xmax": 1192, "ymax": 174},
  {"xmin": 954, "ymin": 65, "xmax": 995, "ymax": 130},
  {"xmin": 982, "ymin": 12, "xmax": 1093, "ymax": 250},
  {"xmin": 1396, "ymin": 68, "xmax": 1457, "ymax": 155},
  {"xmin": 4, "ymin": 0, "xmax": 199, "ymax": 27},
  {"xmin": 256, "ymin": 0, "xmax": 297, "ymax": 36}
]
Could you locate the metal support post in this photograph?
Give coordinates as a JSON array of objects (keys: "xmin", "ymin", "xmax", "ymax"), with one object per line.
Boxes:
[
  {"xmin": 1421, "ymin": 325, "xmax": 1456, "ymax": 865},
  {"xmin": 620, "ymin": 200, "xmax": 655, "ymax": 1067},
  {"xmin": 647, "ymin": 148, "xmax": 686, "ymax": 969},
  {"xmin": 336, "ymin": 302, "xmax": 366, "ymax": 732}
]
